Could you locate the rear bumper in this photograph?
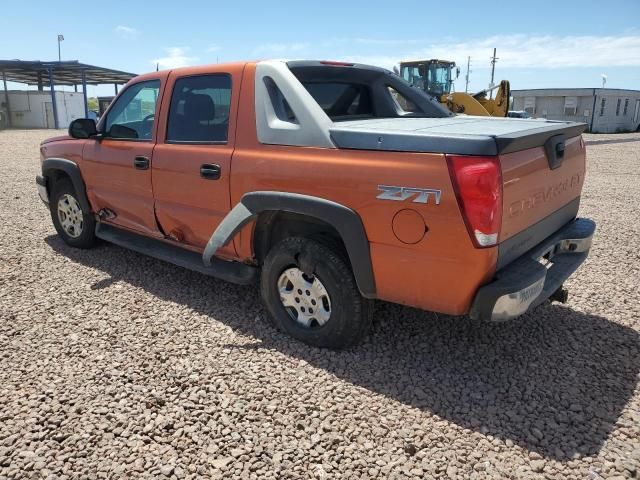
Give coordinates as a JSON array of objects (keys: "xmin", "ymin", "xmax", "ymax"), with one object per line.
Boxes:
[
  {"xmin": 469, "ymin": 218, "xmax": 595, "ymax": 321},
  {"xmin": 36, "ymin": 175, "xmax": 49, "ymax": 205}
]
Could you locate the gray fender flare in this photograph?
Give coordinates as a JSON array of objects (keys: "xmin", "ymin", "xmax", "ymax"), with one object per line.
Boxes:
[
  {"xmin": 42, "ymin": 158, "xmax": 92, "ymax": 212},
  {"xmin": 203, "ymin": 191, "xmax": 376, "ymax": 298}
]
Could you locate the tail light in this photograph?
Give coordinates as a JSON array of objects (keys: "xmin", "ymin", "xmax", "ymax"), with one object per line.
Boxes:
[{"xmin": 446, "ymin": 155, "xmax": 503, "ymax": 248}]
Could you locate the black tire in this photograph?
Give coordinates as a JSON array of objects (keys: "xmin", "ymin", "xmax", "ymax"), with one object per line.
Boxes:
[
  {"xmin": 49, "ymin": 178, "xmax": 96, "ymax": 249},
  {"xmin": 260, "ymin": 236, "xmax": 373, "ymax": 349}
]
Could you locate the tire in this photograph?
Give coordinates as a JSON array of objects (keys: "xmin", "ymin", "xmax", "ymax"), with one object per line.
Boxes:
[
  {"xmin": 260, "ymin": 236, "xmax": 373, "ymax": 349},
  {"xmin": 49, "ymin": 178, "xmax": 96, "ymax": 249}
]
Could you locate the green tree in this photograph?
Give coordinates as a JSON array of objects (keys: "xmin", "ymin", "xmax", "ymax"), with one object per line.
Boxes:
[{"xmin": 87, "ymin": 97, "xmax": 98, "ymax": 111}]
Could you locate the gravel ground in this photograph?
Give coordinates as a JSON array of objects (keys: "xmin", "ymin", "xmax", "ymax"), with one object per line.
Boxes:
[{"xmin": 0, "ymin": 129, "xmax": 638, "ymax": 480}]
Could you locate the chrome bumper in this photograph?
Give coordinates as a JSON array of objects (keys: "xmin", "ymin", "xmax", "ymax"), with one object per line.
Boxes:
[
  {"xmin": 469, "ymin": 218, "xmax": 596, "ymax": 322},
  {"xmin": 36, "ymin": 175, "xmax": 49, "ymax": 204}
]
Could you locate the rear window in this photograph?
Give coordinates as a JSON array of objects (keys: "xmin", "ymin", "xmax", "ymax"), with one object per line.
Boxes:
[
  {"xmin": 301, "ymin": 82, "xmax": 372, "ymax": 120},
  {"xmin": 288, "ymin": 62, "xmax": 451, "ymax": 120}
]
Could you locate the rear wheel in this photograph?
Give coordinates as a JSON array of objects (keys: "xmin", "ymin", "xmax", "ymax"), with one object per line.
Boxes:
[
  {"xmin": 49, "ymin": 179, "xmax": 96, "ymax": 249},
  {"xmin": 260, "ymin": 237, "xmax": 373, "ymax": 349}
]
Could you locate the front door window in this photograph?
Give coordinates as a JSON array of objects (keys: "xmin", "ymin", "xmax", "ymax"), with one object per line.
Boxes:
[{"xmin": 105, "ymin": 80, "xmax": 160, "ymax": 140}]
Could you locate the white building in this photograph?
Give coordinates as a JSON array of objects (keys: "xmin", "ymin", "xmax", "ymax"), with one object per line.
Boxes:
[
  {"xmin": 512, "ymin": 88, "xmax": 640, "ymax": 133},
  {"xmin": 1, "ymin": 59, "xmax": 135, "ymax": 129},
  {"xmin": 4, "ymin": 90, "xmax": 85, "ymax": 129}
]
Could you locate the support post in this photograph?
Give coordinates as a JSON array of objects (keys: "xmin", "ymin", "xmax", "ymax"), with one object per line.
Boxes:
[
  {"xmin": 489, "ymin": 48, "xmax": 498, "ymax": 100},
  {"xmin": 114, "ymin": 83, "xmax": 118, "ymax": 95},
  {"xmin": 81, "ymin": 70, "xmax": 88, "ymax": 118},
  {"xmin": 589, "ymin": 89, "xmax": 598, "ymax": 133},
  {"xmin": 464, "ymin": 56, "xmax": 471, "ymax": 94},
  {"xmin": 2, "ymin": 70, "xmax": 12, "ymax": 128},
  {"xmin": 47, "ymin": 66, "xmax": 60, "ymax": 129},
  {"xmin": 74, "ymin": 84, "xmax": 77, "ymax": 92},
  {"xmin": 37, "ymin": 72, "xmax": 43, "ymax": 91}
]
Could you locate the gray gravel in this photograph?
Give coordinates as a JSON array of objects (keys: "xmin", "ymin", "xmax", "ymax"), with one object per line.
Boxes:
[{"xmin": 0, "ymin": 129, "xmax": 639, "ymax": 479}]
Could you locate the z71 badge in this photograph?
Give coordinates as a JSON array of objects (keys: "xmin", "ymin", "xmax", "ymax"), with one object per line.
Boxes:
[{"xmin": 377, "ymin": 185, "xmax": 442, "ymax": 205}]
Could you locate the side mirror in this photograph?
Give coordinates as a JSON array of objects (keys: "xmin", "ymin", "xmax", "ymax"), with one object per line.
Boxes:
[{"xmin": 69, "ymin": 118, "xmax": 98, "ymax": 139}]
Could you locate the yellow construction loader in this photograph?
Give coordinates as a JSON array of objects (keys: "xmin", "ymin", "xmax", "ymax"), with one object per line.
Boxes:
[{"xmin": 398, "ymin": 59, "xmax": 510, "ymax": 117}]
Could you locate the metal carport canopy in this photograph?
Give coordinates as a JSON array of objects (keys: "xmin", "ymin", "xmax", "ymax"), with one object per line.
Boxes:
[
  {"xmin": 0, "ymin": 60, "xmax": 136, "ymax": 86},
  {"xmin": 1, "ymin": 59, "xmax": 137, "ymax": 129}
]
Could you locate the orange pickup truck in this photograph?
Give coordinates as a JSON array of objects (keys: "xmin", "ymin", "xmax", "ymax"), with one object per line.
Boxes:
[{"xmin": 36, "ymin": 60, "xmax": 595, "ymax": 348}]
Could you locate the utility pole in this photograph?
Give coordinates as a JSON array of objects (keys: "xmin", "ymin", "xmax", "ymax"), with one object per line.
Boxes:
[
  {"xmin": 464, "ymin": 56, "xmax": 471, "ymax": 93},
  {"xmin": 57, "ymin": 34, "xmax": 64, "ymax": 62},
  {"xmin": 489, "ymin": 48, "xmax": 498, "ymax": 99}
]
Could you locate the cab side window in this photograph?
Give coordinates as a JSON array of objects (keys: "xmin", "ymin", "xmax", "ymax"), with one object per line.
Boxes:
[
  {"xmin": 105, "ymin": 80, "xmax": 160, "ymax": 140},
  {"xmin": 167, "ymin": 74, "xmax": 232, "ymax": 143}
]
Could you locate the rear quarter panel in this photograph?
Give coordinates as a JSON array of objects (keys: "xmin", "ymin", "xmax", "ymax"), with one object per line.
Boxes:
[{"xmin": 231, "ymin": 64, "xmax": 496, "ymax": 314}]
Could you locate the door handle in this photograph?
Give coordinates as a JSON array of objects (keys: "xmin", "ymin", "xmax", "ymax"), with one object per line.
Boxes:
[
  {"xmin": 134, "ymin": 156, "xmax": 150, "ymax": 170},
  {"xmin": 200, "ymin": 164, "xmax": 221, "ymax": 180}
]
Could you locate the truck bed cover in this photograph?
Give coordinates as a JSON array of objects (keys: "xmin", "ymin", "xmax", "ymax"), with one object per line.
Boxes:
[{"xmin": 330, "ymin": 116, "xmax": 586, "ymax": 156}]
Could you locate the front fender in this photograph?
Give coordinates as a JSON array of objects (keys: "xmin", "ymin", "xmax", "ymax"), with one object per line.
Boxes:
[{"xmin": 41, "ymin": 158, "xmax": 91, "ymax": 212}]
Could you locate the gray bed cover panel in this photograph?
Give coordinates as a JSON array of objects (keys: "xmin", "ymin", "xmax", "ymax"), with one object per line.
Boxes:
[{"xmin": 330, "ymin": 116, "xmax": 586, "ymax": 155}]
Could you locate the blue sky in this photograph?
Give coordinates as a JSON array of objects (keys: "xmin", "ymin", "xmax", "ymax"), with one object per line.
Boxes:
[{"xmin": 2, "ymin": 0, "xmax": 639, "ymax": 97}]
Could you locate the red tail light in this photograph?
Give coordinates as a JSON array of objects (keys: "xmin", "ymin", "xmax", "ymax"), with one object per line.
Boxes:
[{"xmin": 446, "ymin": 155, "xmax": 503, "ymax": 248}]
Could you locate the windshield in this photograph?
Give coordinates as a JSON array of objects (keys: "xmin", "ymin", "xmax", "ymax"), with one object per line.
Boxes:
[{"xmin": 401, "ymin": 62, "xmax": 452, "ymax": 97}]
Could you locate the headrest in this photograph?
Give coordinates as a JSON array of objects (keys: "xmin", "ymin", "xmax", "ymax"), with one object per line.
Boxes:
[{"xmin": 184, "ymin": 93, "xmax": 215, "ymax": 122}]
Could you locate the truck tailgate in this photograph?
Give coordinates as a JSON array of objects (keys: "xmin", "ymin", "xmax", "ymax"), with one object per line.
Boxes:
[{"xmin": 497, "ymin": 134, "xmax": 586, "ymax": 268}]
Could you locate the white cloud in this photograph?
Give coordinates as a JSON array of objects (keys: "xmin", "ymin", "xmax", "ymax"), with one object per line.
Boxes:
[
  {"xmin": 252, "ymin": 42, "xmax": 309, "ymax": 56},
  {"xmin": 152, "ymin": 47, "xmax": 199, "ymax": 70},
  {"xmin": 115, "ymin": 25, "xmax": 139, "ymax": 39},
  {"xmin": 334, "ymin": 34, "xmax": 640, "ymax": 70},
  {"xmin": 207, "ymin": 44, "xmax": 222, "ymax": 53},
  {"xmin": 427, "ymin": 34, "xmax": 640, "ymax": 69}
]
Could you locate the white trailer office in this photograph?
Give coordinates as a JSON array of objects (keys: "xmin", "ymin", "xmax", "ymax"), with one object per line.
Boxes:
[{"xmin": 5, "ymin": 90, "xmax": 84, "ymax": 128}]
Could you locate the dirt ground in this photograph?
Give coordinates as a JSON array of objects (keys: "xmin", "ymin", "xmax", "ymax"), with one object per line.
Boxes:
[{"xmin": 0, "ymin": 129, "xmax": 638, "ymax": 479}]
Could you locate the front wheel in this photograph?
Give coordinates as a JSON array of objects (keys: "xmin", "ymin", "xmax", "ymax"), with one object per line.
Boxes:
[
  {"xmin": 49, "ymin": 179, "xmax": 96, "ymax": 249},
  {"xmin": 260, "ymin": 237, "xmax": 373, "ymax": 349}
]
